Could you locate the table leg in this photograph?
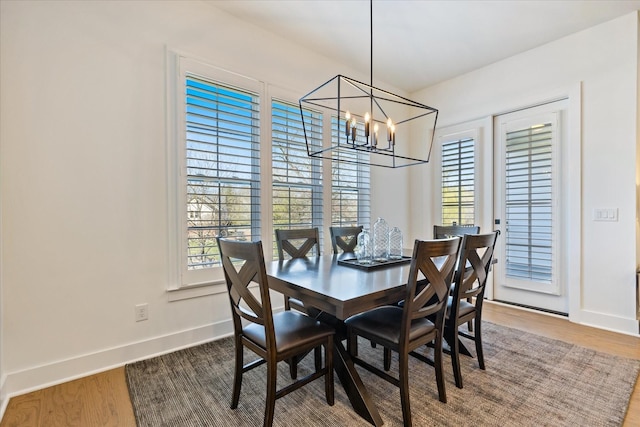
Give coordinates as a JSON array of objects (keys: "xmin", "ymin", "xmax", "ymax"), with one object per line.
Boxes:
[
  {"xmin": 443, "ymin": 327, "xmax": 473, "ymax": 357},
  {"xmin": 456, "ymin": 338, "xmax": 473, "ymax": 357},
  {"xmin": 314, "ymin": 311, "xmax": 383, "ymax": 426},
  {"xmin": 333, "ymin": 339, "xmax": 384, "ymax": 426}
]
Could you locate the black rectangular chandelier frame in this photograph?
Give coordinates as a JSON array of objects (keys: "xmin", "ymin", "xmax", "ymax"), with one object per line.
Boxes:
[{"xmin": 299, "ymin": 74, "xmax": 439, "ymax": 168}]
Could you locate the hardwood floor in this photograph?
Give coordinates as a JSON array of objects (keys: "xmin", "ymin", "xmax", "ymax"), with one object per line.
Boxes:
[{"xmin": 1, "ymin": 301, "xmax": 638, "ymax": 426}]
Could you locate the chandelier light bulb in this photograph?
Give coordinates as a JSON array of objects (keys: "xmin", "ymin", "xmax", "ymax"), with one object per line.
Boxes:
[
  {"xmin": 345, "ymin": 111, "xmax": 352, "ymax": 138},
  {"xmin": 364, "ymin": 112, "xmax": 370, "ymax": 138},
  {"xmin": 373, "ymin": 123, "xmax": 379, "ymax": 147}
]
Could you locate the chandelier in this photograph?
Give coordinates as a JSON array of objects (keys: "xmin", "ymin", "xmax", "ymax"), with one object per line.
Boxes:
[{"xmin": 299, "ymin": 0, "xmax": 438, "ymax": 168}]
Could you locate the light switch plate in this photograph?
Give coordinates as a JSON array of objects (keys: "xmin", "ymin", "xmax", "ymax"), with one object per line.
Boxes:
[{"xmin": 593, "ymin": 208, "xmax": 618, "ymax": 221}]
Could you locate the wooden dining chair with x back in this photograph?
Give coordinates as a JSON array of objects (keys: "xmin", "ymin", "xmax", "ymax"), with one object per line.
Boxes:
[
  {"xmin": 329, "ymin": 225, "xmax": 363, "ymax": 254},
  {"xmin": 433, "ymin": 224, "xmax": 480, "ymax": 239},
  {"xmin": 445, "ymin": 230, "xmax": 499, "ymax": 389},
  {"xmin": 274, "ymin": 227, "xmax": 322, "ymax": 379},
  {"xmin": 217, "ymin": 238, "xmax": 334, "ymax": 427},
  {"xmin": 434, "ymin": 224, "xmax": 481, "ymax": 333},
  {"xmin": 345, "ymin": 237, "xmax": 461, "ymax": 426},
  {"xmin": 275, "ymin": 227, "xmax": 321, "ymax": 314}
]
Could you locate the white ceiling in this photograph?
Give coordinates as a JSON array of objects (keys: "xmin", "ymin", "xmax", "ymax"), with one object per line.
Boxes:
[{"xmin": 209, "ymin": 0, "xmax": 640, "ymax": 92}]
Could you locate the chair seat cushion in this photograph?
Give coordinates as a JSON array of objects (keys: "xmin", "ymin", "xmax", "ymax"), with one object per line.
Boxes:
[
  {"xmin": 345, "ymin": 306, "xmax": 435, "ymax": 346},
  {"xmin": 447, "ymin": 297, "xmax": 475, "ymax": 318},
  {"xmin": 243, "ymin": 311, "xmax": 334, "ymax": 354},
  {"xmin": 289, "ymin": 297, "xmax": 306, "ymax": 313},
  {"xmin": 288, "ymin": 297, "xmax": 305, "ymax": 308}
]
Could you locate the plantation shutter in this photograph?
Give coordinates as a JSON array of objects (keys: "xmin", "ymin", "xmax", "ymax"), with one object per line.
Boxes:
[
  {"xmin": 441, "ymin": 138, "xmax": 475, "ymax": 225},
  {"xmin": 504, "ymin": 123, "xmax": 554, "ymax": 283},
  {"xmin": 185, "ymin": 75, "xmax": 261, "ymax": 270},
  {"xmin": 272, "ymin": 99, "xmax": 323, "ymax": 253}
]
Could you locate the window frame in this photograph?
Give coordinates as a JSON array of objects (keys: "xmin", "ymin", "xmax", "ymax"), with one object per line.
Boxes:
[
  {"xmin": 167, "ymin": 53, "xmax": 264, "ymax": 294},
  {"xmin": 434, "ymin": 127, "xmax": 480, "ymax": 228}
]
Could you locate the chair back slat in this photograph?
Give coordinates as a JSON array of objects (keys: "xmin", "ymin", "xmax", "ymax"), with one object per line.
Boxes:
[
  {"xmin": 329, "ymin": 226, "xmax": 363, "ymax": 254},
  {"xmin": 434, "ymin": 224, "xmax": 480, "ymax": 239},
  {"xmin": 275, "ymin": 228, "xmax": 320, "ymax": 260},
  {"xmin": 452, "ymin": 231, "xmax": 500, "ymax": 307},
  {"xmin": 218, "ymin": 238, "xmax": 274, "ymax": 332},
  {"xmin": 403, "ymin": 238, "xmax": 461, "ymax": 324}
]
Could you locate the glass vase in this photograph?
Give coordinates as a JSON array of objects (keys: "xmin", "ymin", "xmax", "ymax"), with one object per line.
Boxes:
[
  {"xmin": 389, "ymin": 227, "xmax": 403, "ymax": 259},
  {"xmin": 355, "ymin": 227, "xmax": 372, "ymax": 264},
  {"xmin": 372, "ymin": 217, "xmax": 390, "ymax": 262}
]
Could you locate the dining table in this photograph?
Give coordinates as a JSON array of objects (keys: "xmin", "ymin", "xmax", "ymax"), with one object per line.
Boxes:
[{"xmin": 266, "ymin": 253, "xmax": 415, "ymax": 426}]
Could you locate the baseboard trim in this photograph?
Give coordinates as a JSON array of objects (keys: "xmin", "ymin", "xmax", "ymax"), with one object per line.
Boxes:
[
  {"xmin": 575, "ymin": 308, "xmax": 640, "ymax": 337},
  {"xmin": 0, "ymin": 374, "xmax": 8, "ymax": 423},
  {"xmin": 0, "ymin": 318, "xmax": 234, "ymax": 411}
]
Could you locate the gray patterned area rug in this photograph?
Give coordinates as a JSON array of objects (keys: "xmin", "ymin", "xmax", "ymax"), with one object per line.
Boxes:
[{"xmin": 125, "ymin": 322, "xmax": 639, "ymax": 426}]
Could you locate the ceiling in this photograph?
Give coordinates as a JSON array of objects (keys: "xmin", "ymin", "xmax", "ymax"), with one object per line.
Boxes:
[{"xmin": 209, "ymin": 0, "xmax": 640, "ymax": 93}]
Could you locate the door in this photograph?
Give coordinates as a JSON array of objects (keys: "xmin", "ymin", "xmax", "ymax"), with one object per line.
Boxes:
[{"xmin": 493, "ymin": 100, "xmax": 568, "ymax": 314}]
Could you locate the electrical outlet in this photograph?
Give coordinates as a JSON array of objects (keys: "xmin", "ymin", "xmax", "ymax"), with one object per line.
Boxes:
[{"xmin": 135, "ymin": 303, "xmax": 149, "ymax": 322}]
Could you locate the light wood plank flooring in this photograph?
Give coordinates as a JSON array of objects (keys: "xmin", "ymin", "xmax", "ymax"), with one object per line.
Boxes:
[{"xmin": 1, "ymin": 301, "xmax": 638, "ymax": 426}]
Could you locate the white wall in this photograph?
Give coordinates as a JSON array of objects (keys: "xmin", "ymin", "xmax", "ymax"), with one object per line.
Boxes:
[
  {"xmin": 0, "ymin": 0, "xmax": 412, "ymax": 403},
  {"xmin": 409, "ymin": 12, "xmax": 640, "ymax": 334}
]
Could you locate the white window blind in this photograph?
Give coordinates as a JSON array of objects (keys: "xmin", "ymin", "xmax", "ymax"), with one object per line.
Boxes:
[
  {"xmin": 272, "ymin": 99, "xmax": 323, "ymax": 254},
  {"xmin": 441, "ymin": 137, "xmax": 475, "ymax": 226},
  {"xmin": 185, "ymin": 75, "xmax": 261, "ymax": 270},
  {"xmin": 331, "ymin": 119, "xmax": 371, "ymax": 227},
  {"xmin": 504, "ymin": 123, "xmax": 553, "ymax": 283}
]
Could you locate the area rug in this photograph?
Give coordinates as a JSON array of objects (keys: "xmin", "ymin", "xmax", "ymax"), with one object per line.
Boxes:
[{"xmin": 125, "ymin": 322, "xmax": 639, "ymax": 426}]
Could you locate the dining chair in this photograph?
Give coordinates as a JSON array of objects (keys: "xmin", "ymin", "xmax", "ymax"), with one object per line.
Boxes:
[
  {"xmin": 433, "ymin": 224, "xmax": 481, "ymax": 333},
  {"xmin": 433, "ymin": 224, "xmax": 480, "ymax": 239},
  {"xmin": 445, "ymin": 230, "xmax": 499, "ymax": 389},
  {"xmin": 345, "ymin": 237, "xmax": 461, "ymax": 426},
  {"xmin": 274, "ymin": 227, "xmax": 322, "ymax": 379},
  {"xmin": 217, "ymin": 238, "xmax": 334, "ymax": 427},
  {"xmin": 329, "ymin": 225, "xmax": 363, "ymax": 254},
  {"xmin": 275, "ymin": 227, "xmax": 320, "ymax": 260},
  {"xmin": 275, "ymin": 227, "xmax": 320, "ymax": 313}
]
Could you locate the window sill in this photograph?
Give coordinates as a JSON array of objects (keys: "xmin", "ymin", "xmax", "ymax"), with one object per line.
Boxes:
[{"xmin": 167, "ymin": 280, "xmax": 227, "ymax": 302}]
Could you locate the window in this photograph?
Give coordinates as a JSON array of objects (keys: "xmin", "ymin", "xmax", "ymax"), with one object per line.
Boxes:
[
  {"xmin": 186, "ymin": 76, "xmax": 261, "ymax": 271},
  {"xmin": 271, "ymin": 99, "xmax": 323, "ymax": 253},
  {"xmin": 441, "ymin": 137, "xmax": 475, "ymax": 225},
  {"xmin": 170, "ymin": 54, "xmax": 263, "ymax": 290},
  {"xmin": 168, "ymin": 53, "xmax": 371, "ymax": 292},
  {"xmin": 331, "ymin": 119, "xmax": 371, "ymax": 227}
]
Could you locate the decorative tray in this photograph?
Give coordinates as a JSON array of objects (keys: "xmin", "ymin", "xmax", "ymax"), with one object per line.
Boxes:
[{"xmin": 337, "ymin": 256, "xmax": 412, "ymax": 270}]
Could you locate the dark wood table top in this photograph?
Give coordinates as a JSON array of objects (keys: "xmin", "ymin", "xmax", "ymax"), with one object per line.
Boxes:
[{"xmin": 266, "ymin": 254, "xmax": 413, "ymax": 320}]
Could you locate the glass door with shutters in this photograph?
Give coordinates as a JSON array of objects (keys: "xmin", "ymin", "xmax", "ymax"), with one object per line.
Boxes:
[{"xmin": 493, "ymin": 100, "xmax": 568, "ymax": 314}]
